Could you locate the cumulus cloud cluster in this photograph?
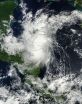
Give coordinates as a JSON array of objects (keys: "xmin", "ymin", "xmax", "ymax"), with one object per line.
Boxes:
[
  {"xmin": 1, "ymin": 2, "xmax": 82, "ymax": 104},
  {"xmin": 1, "ymin": 7, "xmax": 82, "ymax": 68}
]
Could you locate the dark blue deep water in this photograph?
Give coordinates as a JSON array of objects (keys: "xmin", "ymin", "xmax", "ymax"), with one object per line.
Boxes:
[{"xmin": 0, "ymin": 0, "xmax": 82, "ymax": 87}]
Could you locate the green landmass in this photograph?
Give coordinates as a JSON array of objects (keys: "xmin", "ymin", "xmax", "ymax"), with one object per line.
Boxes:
[
  {"xmin": 0, "ymin": 0, "xmax": 82, "ymax": 64},
  {"xmin": 0, "ymin": 0, "xmax": 16, "ymax": 20},
  {"xmin": 0, "ymin": 49, "xmax": 23, "ymax": 64},
  {"xmin": 69, "ymin": 0, "xmax": 82, "ymax": 9},
  {"xmin": 24, "ymin": 67, "xmax": 41, "ymax": 77},
  {"xmin": 45, "ymin": 0, "xmax": 82, "ymax": 9},
  {"xmin": 0, "ymin": 21, "xmax": 9, "ymax": 35},
  {"xmin": 0, "ymin": 0, "xmax": 17, "ymax": 36}
]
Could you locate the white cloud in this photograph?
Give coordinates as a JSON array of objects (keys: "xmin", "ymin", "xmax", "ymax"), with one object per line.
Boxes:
[
  {"xmin": 2, "ymin": 35, "xmax": 24, "ymax": 55},
  {"xmin": 2, "ymin": 9, "xmax": 82, "ymax": 67}
]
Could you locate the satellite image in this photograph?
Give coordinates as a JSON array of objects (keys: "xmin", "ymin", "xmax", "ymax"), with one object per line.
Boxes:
[{"xmin": 0, "ymin": 0, "xmax": 82, "ymax": 104}]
